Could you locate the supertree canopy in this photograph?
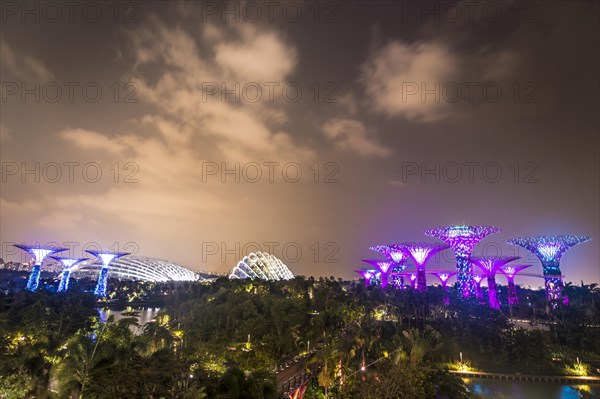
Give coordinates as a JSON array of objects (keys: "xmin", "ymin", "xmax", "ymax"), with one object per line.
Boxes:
[
  {"xmin": 499, "ymin": 264, "xmax": 532, "ymax": 305},
  {"xmin": 396, "ymin": 242, "xmax": 449, "ymax": 292},
  {"xmin": 86, "ymin": 250, "xmax": 130, "ymax": 297},
  {"xmin": 362, "ymin": 259, "xmax": 397, "ymax": 289},
  {"xmin": 14, "ymin": 245, "xmax": 67, "ymax": 292},
  {"xmin": 355, "ymin": 268, "xmax": 380, "ymax": 287},
  {"xmin": 472, "ymin": 256, "xmax": 519, "ymax": 309},
  {"xmin": 507, "ymin": 235, "xmax": 591, "ymax": 303},
  {"xmin": 429, "ymin": 271, "xmax": 458, "ymax": 304},
  {"xmin": 369, "ymin": 244, "xmax": 408, "ymax": 264},
  {"xmin": 49, "ymin": 257, "xmax": 88, "ymax": 292},
  {"xmin": 425, "ymin": 225, "xmax": 501, "ymax": 298}
]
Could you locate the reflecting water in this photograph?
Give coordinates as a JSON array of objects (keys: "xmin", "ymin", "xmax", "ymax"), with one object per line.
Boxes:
[
  {"xmin": 464, "ymin": 378, "xmax": 599, "ymax": 398},
  {"xmin": 97, "ymin": 307, "xmax": 162, "ymax": 334}
]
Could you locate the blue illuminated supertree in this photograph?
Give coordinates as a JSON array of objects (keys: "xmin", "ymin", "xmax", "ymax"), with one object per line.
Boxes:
[
  {"xmin": 507, "ymin": 235, "xmax": 591, "ymax": 304},
  {"xmin": 362, "ymin": 259, "xmax": 397, "ymax": 289},
  {"xmin": 86, "ymin": 250, "xmax": 130, "ymax": 296},
  {"xmin": 396, "ymin": 242, "xmax": 449, "ymax": 292},
  {"xmin": 471, "ymin": 256, "xmax": 520, "ymax": 309},
  {"xmin": 49, "ymin": 257, "xmax": 88, "ymax": 292},
  {"xmin": 388, "ymin": 263, "xmax": 408, "ymax": 288},
  {"xmin": 499, "ymin": 264, "xmax": 532, "ymax": 305},
  {"xmin": 425, "ymin": 225, "xmax": 501, "ymax": 298},
  {"xmin": 355, "ymin": 268, "xmax": 380, "ymax": 288},
  {"xmin": 14, "ymin": 245, "xmax": 67, "ymax": 291}
]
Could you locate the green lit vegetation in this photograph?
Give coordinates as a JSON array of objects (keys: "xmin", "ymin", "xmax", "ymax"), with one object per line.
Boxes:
[{"xmin": 0, "ymin": 278, "xmax": 599, "ymax": 398}]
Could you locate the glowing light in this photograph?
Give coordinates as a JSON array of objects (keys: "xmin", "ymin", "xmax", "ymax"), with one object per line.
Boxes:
[
  {"xmin": 425, "ymin": 225, "xmax": 501, "ymax": 298},
  {"xmin": 507, "ymin": 235, "xmax": 591, "ymax": 304},
  {"xmin": 362, "ymin": 259, "xmax": 397, "ymax": 288},
  {"xmin": 355, "ymin": 268, "xmax": 379, "ymax": 287},
  {"xmin": 369, "ymin": 245, "xmax": 408, "ymax": 264},
  {"xmin": 430, "ymin": 271, "xmax": 457, "ymax": 304},
  {"xmin": 50, "ymin": 257, "xmax": 88, "ymax": 292},
  {"xmin": 498, "ymin": 264, "xmax": 532, "ymax": 306},
  {"xmin": 72, "ymin": 256, "xmax": 198, "ymax": 282},
  {"xmin": 86, "ymin": 251, "xmax": 130, "ymax": 297},
  {"xmin": 14, "ymin": 245, "xmax": 67, "ymax": 292},
  {"xmin": 229, "ymin": 252, "xmax": 293, "ymax": 281},
  {"xmin": 397, "ymin": 242, "xmax": 449, "ymax": 292},
  {"xmin": 472, "ymin": 257, "xmax": 519, "ymax": 309},
  {"xmin": 538, "ymin": 244, "xmax": 561, "ymax": 262},
  {"xmin": 362, "ymin": 259, "xmax": 395, "ymax": 274}
]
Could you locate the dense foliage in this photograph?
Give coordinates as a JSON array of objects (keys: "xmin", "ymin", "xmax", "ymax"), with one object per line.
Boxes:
[{"xmin": 0, "ymin": 277, "xmax": 599, "ymax": 398}]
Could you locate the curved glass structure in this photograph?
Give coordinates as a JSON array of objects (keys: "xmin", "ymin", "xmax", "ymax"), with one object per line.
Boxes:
[
  {"xmin": 72, "ymin": 255, "xmax": 198, "ymax": 282},
  {"xmin": 229, "ymin": 252, "xmax": 294, "ymax": 281}
]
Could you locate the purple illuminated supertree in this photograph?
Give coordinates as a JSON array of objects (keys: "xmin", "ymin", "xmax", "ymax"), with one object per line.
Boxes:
[
  {"xmin": 507, "ymin": 235, "xmax": 591, "ymax": 304},
  {"xmin": 471, "ymin": 256, "xmax": 520, "ymax": 309},
  {"xmin": 49, "ymin": 257, "xmax": 88, "ymax": 292},
  {"xmin": 430, "ymin": 271, "xmax": 457, "ymax": 304},
  {"xmin": 499, "ymin": 264, "xmax": 532, "ymax": 305},
  {"xmin": 408, "ymin": 272, "xmax": 417, "ymax": 289},
  {"xmin": 355, "ymin": 269, "xmax": 380, "ymax": 288},
  {"xmin": 369, "ymin": 244, "xmax": 409, "ymax": 264},
  {"xmin": 396, "ymin": 242, "xmax": 449, "ymax": 292},
  {"xmin": 86, "ymin": 250, "xmax": 130, "ymax": 297},
  {"xmin": 425, "ymin": 225, "xmax": 501, "ymax": 298},
  {"xmin": 14, "ymin": 245, "xmax": 67, "ymax": 292},
  {"xmin": 473, "ymin": 275, "xmax": 484, "ymax": 301},
  {"xmin": 362, "ymin": 259, "xmax": 397, "ymax": 289}
]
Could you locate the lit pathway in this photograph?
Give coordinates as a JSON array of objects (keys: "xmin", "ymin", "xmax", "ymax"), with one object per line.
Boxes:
[{"xmin": 450, "ymin": 370, "xmax": 600, "ymax": 383}]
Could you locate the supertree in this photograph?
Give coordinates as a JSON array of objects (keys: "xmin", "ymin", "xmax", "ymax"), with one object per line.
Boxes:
[
  {"xmin": 362, "ymin": 259, "xmax": 397, "ymax": 289},
  {"xmin": 507, "ymin": 235, "xmax": 591, "ymax": 304},
  {"xmin": 395, "ymin": 242, "xmax": 449, "ymax": 292},
  {"xmin": 389, "ymin": 264, "xmax": 408, "ymax": 288},
  {"xmin": 471, "ymin": 256, "xmax": 520, "ymax": 309},
  {"xmin": 86, "ymin": 250, "xmax": 130, "ymax": 296},
  {"xmin": 425, "ymin": 225, "xmax": 501, "ymax": 298},
  {"xmin": 429, "ymin": 271, "xmax": 457, "ymax": 304},
  {"xmin": 14, "ymin": 245, "xmax": 67, "ymax": 291},
  {"xmin": 369, "ymin": 244, "xmax": 409, "ymax": 264},
  {"xmin": 499, "ymin": 264, "xmax": 532, "ymax": 305},
  {"xmin": 355, "ymin": 268, "xmax": 380, "ymax": 288},
  {"xmin": 49, "ymin": 257, "xmax": 88, "ymax": 292}
]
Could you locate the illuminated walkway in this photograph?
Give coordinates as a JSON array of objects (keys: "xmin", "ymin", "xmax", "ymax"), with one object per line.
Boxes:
[{"xmin": 450, "ymin": 370, "xmax": 600, "ymax": 384}]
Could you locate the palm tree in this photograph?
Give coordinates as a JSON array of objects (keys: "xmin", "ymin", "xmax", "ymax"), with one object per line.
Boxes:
[{"xmin": 402, "ymin": 326, "xmax": 442, "ymax": 364}]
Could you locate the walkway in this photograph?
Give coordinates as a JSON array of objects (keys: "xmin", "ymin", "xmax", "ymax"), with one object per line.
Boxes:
[{"xmin": 450, "ymin": 370, "xmax": 600, "ymax": 384}]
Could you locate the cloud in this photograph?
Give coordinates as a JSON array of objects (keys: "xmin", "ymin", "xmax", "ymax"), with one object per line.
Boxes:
[
  {"xmin": 215, "ymin": 28, "xmax": 297, "ymax": 82},
  {"xmin": 0, "ymin": 38, "xmax": 53, "ymax": 81},
  {"xmin": 322, "ymin": 118, "xmax": 391, "ymax": 157},
  {"xmin": 361, "ymin": 41, "xmax": 457, "ymax": 122},
  {"xmin": 60, "ymin": 128, "xmax": 129, "ymax": 154},
  {"xmin": 128, "ymin": 20, "xmax": 314, "ymax": 163},
  {"xmin": 39, "ymin": 19, "xmax": 317, "ymax": 238}
]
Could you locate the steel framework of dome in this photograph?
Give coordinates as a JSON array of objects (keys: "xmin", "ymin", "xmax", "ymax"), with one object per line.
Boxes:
[
  {"xmin": 229, "ymin": 252, "xmax": 294, "ymax": 281},
  {"xmin": 71, "ymin": 255, "xmax": 199, "ymax": 282}
]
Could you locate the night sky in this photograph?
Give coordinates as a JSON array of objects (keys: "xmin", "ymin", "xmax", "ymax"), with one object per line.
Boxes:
[{"xmin": 1, "ymin": 1, "xmax": 598, "ymax": 286}]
